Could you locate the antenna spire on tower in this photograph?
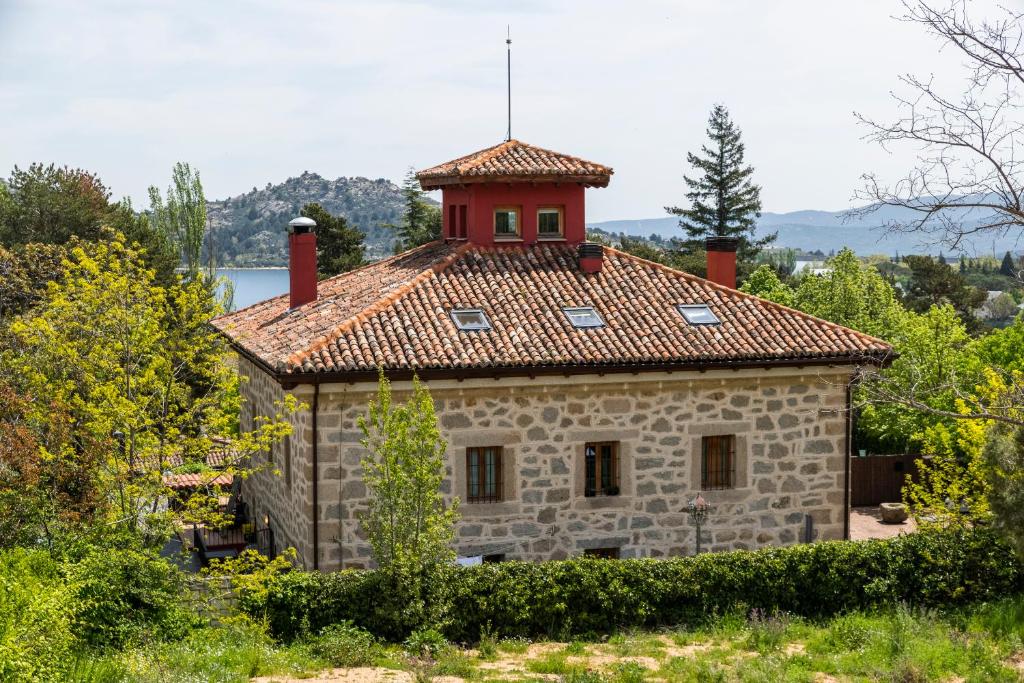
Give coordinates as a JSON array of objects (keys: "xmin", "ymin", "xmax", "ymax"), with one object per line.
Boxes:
[{"xmin": 506, "ymin": 26, "xmax": 512, "ymax": 141}]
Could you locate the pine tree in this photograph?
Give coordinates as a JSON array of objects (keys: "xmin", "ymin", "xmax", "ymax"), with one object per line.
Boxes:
[
  {"xmin": 666, "ymin": 104, "xmax": 772, "ymax": 263},
  {"xmin": 300, "ymin": 203, "xmax": 365, "ymax": 278},
  {"xmin": 394, "ymin": 168, "xmax": 441, "ymax": 252},
  {"xmin": 1000, "ymin": 250, "xmax": 1016, "ymax": 277}
]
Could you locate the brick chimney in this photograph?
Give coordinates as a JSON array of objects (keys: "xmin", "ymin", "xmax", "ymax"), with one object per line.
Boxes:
[
  {"xmin": 577, "ymin": 242, "xmax": 604, "ymax": 274},
  {"xmin": 705, "ymin": 236, "xmax": 738, "ymax": 289},
  {"xmin": 288, "ymin": 216, "xmax": 318, "ymax": 309}
]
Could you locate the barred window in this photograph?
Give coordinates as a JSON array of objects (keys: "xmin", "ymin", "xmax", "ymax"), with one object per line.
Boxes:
[
  {"xmin": 584, "ymin": 442, "xmax": 620, "ymax": 497},
  {"xmin": 583, "ymin": 547, "xmax": 620, "ymax": 559},
  {"xmin": 701, "ymin": 435, "xmax": 736, "ymax": 490},
  {"xmin": 467, "ymin": 446, "xmax": 503, "ymax": 503}
]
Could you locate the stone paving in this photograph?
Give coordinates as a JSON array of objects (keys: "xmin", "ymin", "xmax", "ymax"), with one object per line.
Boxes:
[{"xmin": 849, "ymin": 506, "xmax": 917, "ymax": 540}]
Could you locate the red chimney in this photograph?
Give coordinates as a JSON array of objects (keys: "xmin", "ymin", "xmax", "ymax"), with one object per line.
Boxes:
[
  {"xmin": 578, "ymin": 242, "xmax": 604, "ymax": 274},
  {"xmin": 705, "ymin": 236, "xmax": 738, "ymax": 289},
  {"xmin": 288, "ymin": 216, "xmax": 318, "ymax": 309}
]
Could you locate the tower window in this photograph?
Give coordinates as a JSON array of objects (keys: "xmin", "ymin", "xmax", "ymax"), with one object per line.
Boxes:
[
  {"xmin": 538, "ymin": 207, "xmax": 564, "ymax": 238},
  {"xmin": 494, "ymin": 206, "xmax": 521, "ymax": 239}
]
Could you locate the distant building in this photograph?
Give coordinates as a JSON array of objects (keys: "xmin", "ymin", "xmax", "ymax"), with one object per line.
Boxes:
[{"xmin": 213, "ymin": 139, "xmax": 892, "ymax": 570}]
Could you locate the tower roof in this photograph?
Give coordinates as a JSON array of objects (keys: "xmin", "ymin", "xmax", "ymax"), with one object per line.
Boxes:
[{"xmin": 416, "ymin": 139, "xmax": 613, "ymax": 190}]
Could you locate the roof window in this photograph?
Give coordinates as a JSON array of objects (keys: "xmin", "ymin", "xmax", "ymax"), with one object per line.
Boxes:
[
  {"xmin": 676, "ymin": 304, "xmax": 721, "ymax": 326},
  {"xmin": 563, "ymin": 306, "xmax": 605, "ymax": 329},
  {"xmin": 451, "ymin": 308, "xmax": 491, "ymax": 331}
]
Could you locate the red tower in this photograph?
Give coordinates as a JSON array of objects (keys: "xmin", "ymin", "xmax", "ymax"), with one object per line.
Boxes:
[{"xmin": 416, "ymin": 139, "xmax": 613, "ymax": 247}]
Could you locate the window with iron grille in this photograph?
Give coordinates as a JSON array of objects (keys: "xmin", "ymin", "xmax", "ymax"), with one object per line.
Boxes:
[
  {"xmin": 466, "ymin": 446, "xmax": 503, "ymax": 503},
  {"xmin": 584, "ymin": 442, "xmax": 620, "ymax": 497},
  {"xmin": 583, "ymin": 547, "xmax": 620, "ymax": 559},
  {"xmin": 701, "ymin": 435, "xmax": 736, "ymax": 490}
]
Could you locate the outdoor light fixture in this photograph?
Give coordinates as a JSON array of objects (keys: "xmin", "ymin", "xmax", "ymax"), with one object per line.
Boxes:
[{"xmin": 686, "ymin": 491, "xmax": 710, "ymax": 554}]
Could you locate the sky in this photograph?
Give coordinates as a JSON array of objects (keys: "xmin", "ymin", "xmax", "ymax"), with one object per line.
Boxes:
[{"xmin": 0, "ymin": 0, "xmax": 996, "ymax": 222}]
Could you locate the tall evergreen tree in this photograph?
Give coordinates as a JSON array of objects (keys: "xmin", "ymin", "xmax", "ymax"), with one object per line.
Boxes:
[
  {"xmin": 393, "ymin": 168, "xmax": 441, "ymax": 252},
  {"xmin": 1000, "ymin": 250, "xmax": 1017, "ymax": 277},
  {"xmin": 666, "ymin": 104, "xmax": 772, "ymax": 263},
  {"xmin": 300, "ymin": 202, "xmax": 365, "ymax": 277}
]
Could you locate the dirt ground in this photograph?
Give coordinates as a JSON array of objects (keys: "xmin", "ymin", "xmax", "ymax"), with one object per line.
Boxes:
[{"xmin": 848, "ymin": 506, "xmax": 917, "ymax": 540}]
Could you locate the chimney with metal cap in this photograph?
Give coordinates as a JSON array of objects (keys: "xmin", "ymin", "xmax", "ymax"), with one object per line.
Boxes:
[
  {"xmin": 288, "ymin": 216, "xmax": 317, "ymax": 309},
  {"xmin": 577, "ymin": 241, "xmax": 604, "ymax": 274},
  {"xmin": 705, "ymin": 236, "xmax": 738, "ymax": 289}
]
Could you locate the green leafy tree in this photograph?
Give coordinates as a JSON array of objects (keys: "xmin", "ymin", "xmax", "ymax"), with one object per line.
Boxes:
[
  {"xmin": 0, "ymin": 164, "xmax": 109, "ymax": 245},
  {"xmin": 665, "ymin": 104, "xmax": 772, "ymax": 264},
  {"xmin": 358, "ymin": 373, "xmax": 458, "ymax": 575},
  {"xmin": 985, "ymin": 291, "xmax": 1019, "ymax": 322},
  {"xmin": 984, "ymin": 422, "xmax": 1024, "ymax": 555},
  {"xmin": 357, "ymin": 372, "xmax": 458, "ymax": 632},
  {"xmin": 394, "ymin": 168, "xmax": 441, "ymax": 251},
  {"xmin": 792, "ymin": 248, "xmax": 905, "ymax": 340},
  {"xmin": 0, "ymin": 243, "xmax": 67, "ymax": 319},
  {"xmin": 1, "ymin": 239, "xmax": 295, "ymax": 547},
  {"xmin": 739, "ymin": 264, "xmax": 796, "ymax": 307},
  {"xmin": 148, "ymin": 162, "xmax": 208, "ymax": 280},
  {"xmin": 902, "ymin": 255, "xmax": 985, "ymax": 329},
  {"xmin": 0, "ymin": 165, "xmax": 177, "ymax": 286},
  {"xmin": 300, "ymin": 202, "xmax": 365, "ymax": 277}
]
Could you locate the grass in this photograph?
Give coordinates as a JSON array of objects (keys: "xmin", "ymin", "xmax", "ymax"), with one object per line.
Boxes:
[{"xmin": 64, "ymin": 596, "xmax": 1024, "ymax": 682}]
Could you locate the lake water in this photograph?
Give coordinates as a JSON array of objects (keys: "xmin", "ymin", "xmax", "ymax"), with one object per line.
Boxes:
[{"xmin": 217, "ymin": 269, "xmax": 289, "ymax": 310}]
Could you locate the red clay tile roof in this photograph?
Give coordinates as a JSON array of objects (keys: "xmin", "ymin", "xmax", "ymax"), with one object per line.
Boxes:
[
  {"xmin": 417, "ymin": 139, "xmax": 613, "ymax": 189},
  {"xmin": 212, "ymin": 243, "xmax": 892, "ymax": 380},
  {"xmin": 163, "ymin": 472, "xmax": 233, "ymax": 491}
]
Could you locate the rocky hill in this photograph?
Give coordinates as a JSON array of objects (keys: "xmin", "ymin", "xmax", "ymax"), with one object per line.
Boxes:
[{"xmin": 206, "ymin": 172, "xmax": 415, "ymax": 266}]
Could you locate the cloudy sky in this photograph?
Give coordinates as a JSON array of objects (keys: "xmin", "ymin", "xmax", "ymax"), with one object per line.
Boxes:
[{"xmin": 0, "ymin": 0, "xmax": 991, "ymax": 221}]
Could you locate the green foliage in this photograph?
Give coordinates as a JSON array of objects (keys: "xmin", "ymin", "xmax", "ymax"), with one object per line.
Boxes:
[
  {"xmin": 0, "ymin": 242, "xmax": 68, "ymax": 319},
  {"xmin": 738, "ymin": 265, "xmax": 795, "ymax": 306},
  {"xmin": 1000, "ymin": 250, "xmax": 1017, "ymax": 277},
  {"xmin": 902, "ymin": 255, "xmax": 986, "ymax": 330},
  {"xmin": 0, "ymin": 239, "xmax": 295, "ymax": 547},
  {"xmin": 984, "ymin": 424, "xmax": 1024, "ymax": 557},
  {"xmin": 0, "ymin": 549, "xmax": 76, "ymax": 682},
  {"xmin": 304, "ymin": 622, "xmax": 379, "ymax": 667},
  {"xmin": 0, "ymin": 164, "xmax": 177, "ymax": 286},
  {"xmin": 404, "ymin": 627, "xmax": 449, "ymax": 658},
  {"xmin": 300, "ymin": 202, "xmax": 365, "ymax": 277},
  {"xmin": 394, "ymin": 168, "xmax": 441, "ymax": 251},
  {"xmin": 665, "ymin": 104, "xmax": 771, "ymax": 263},
  {"xmin": 69, "ymin": 548, "xmax": 196, "ymax": 650},
  {"xmin": 243, "ymin": 526, "xmax": 1020, "ymax": 643},
  {"xmin": 792, "ymin": 248, "xmax": 905, "ymax": 339},
  {"xmin": 148, "ymin": 162, "xmax": 208, "ymax": 280},
  {"xmin": 357, "ymin": 372, "xmax": 459, "ymax": 635}
]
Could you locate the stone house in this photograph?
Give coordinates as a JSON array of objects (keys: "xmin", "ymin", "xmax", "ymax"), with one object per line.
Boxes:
[{"xmin": 213, "ymin": 139, "xmax": 892, "ymax": 570}]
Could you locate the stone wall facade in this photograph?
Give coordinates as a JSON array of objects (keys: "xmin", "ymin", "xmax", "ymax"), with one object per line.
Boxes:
[{"xmin": 236, "ymin": 361, "xmax": 853, "ymax": 571}]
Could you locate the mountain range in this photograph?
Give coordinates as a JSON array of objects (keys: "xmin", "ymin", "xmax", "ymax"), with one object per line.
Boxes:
[
  {"xmin": 206, "ymin": 172, "xmax": 414, "ymax": 266},
  {"xmin": 587, "ymin": 205, "xmax": 1023, "ymax": 258},
  {"xmin": 204, "ymin": 173, "xmax": 1021, "ymax": 266}
]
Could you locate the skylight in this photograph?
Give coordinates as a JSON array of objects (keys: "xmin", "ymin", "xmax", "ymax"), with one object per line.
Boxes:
[
  {"xmin": 676, "ymin": 304, "xmax": 721, "ymax": 326},
  {"xmin": 563, "ymin": 306, "xmax": 605, "ymax": 329},
  {"xmin": 450, "ymin": 308, "xmax": 491, "ymax": 331}
]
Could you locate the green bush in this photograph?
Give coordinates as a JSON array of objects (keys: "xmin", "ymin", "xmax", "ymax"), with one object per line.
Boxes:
[
  {"xmin": 242, "ymin": 526, "xmax": 1022, "ymax": 643},
  {"xmin": 304, "ymin": 622, "xmax": 378, "ymax": 667},
  {"xmin": 0, "ymin": 549, "xmax": 77, "ymax": 682},
  {"xmin": 70, "ymin": 548, "xmax": 196, "ymax": 650}
]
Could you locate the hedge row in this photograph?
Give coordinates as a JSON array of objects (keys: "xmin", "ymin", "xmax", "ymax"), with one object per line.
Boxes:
[{"xmin": 242, "ymin": 526, "xmax": 1023, "ymax": 642}]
